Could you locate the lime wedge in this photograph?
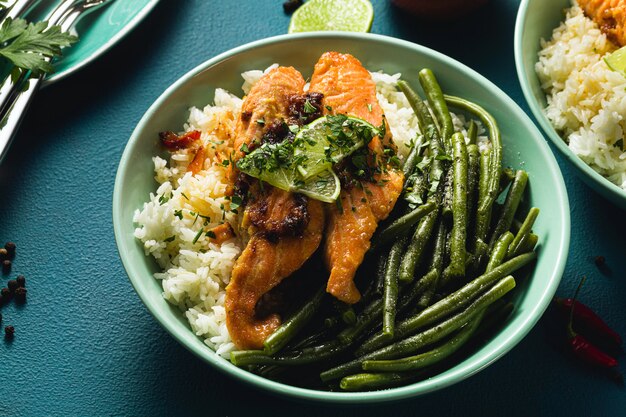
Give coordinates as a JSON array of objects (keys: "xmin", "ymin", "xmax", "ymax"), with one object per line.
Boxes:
[
  {"xmin": 294, "ymin": 115, "xmax": 378, "ymax": 179},
  {"xmin": 237, "ymin": 142, "xmax": 341, "ymax": 203},
  {"xmin": 604, "ymin": 45, "xmax": 626, "ymax": 77},
  {"xmin": 288, "ymin": 0, "xmax": 374, "ymax": 33}
]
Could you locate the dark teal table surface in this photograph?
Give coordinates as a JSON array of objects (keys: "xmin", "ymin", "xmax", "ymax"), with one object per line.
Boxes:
[{"xmin": 1, "ymin": 1, "xmax": 625, "ymax": 416}]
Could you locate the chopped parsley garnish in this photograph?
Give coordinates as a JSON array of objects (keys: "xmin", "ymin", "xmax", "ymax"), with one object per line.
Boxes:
[
  {"xmin": 181, "ymin": 192, "xmax": 190, "ymax": 200},
  {"xmin": 205, "ymin": 231, "xmax": 217, "ymax": 239},
  {"xmin": 164, "ymin": 236, "xmax": 176, "ymax": 243},
  {"xmin": 221, "ymin": 159, "xmax": 230, "ymax": 167},
  {"xmin": 303, "ymin": 99, "xmax": 317, "ymax": 114},
  {"xmin": 192, "ymin": 228, "xmax": 204, "ymax": 244},
  {"xmin": 256, "ymin": 118, "xmax": 265, "ymax": 125},
  {"xmin": 174, "ymin": 210, "xmax": 183, "ymax": 220},
  {"xmin": 367, "ymin": 103, "xmax": 372, "ymax": 112}
]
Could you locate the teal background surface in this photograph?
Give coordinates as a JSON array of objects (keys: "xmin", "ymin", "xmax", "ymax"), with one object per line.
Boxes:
[{"xmin": 0, "ymin": 0, "xmax": 625, "ymax": 415}]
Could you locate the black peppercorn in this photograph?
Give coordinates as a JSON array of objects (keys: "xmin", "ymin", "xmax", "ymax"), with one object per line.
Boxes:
[
  {"xmin": 2, "ymin": 260, "xmax": 11, "ymax": 274},
  {"xmin": 5, "ymin": 325, "xmax": 14, "ymax": 338},
  {"xmin": 16, "ymin": 275, "xmax": 25, "ymax": 287},
  {"xmin": 4, "ymin": 242, "xmax": 16, "ymax": 258},
  {"xmin": 7, "ymin": 279, "xmax": 17, "ymax": 292},
  {"xmin": 0, "ymin": 248, "xmax": 7, "ymax": 261},
  {"xmin": 14, "ymin": 287, "xmax": 26, "ymax": 303}
]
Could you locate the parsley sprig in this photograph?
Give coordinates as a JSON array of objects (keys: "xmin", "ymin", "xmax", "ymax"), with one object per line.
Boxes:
[{"xmin": 0, "ymin": 17, "xmax": 78, "ymax": 77}]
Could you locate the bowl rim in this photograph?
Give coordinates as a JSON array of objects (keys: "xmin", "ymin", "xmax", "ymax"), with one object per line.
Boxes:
[
  {"xmin": 514, "ymin": 0, "xmax": 626, "ymax": 207},
  {"xmin": 113, "ymin": 31, "xmax": 570, "ymax": 403}
]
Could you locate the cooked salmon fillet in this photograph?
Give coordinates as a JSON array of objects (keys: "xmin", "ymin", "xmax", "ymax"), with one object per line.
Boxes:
[
  {"xmin": 232, "ymin": 66, "xmax": 306, "ymax": 162},
  {"xmin": 226, "ymin": 188, "xmax": 324, "ymax": 349},
  {"xmin": 310, "ymin": 52, "xmax": 404, "ymax": 304},
  {"xmin": 225, "ymin": 66, "xmax": 325, "ymax": 350},
  {"xmin": 578, "ymin": 0, "xmax": 626, "ymax": 46}
]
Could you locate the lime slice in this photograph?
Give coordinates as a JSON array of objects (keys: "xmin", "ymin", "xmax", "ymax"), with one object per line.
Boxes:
[
  {"xmin": 297, "ymin": 169, "xmax": 341, "ymax": 202},
  {"xmin": 237, "ymin": 142, "xmax": 341, "ymax": 203},
  {"xmin": 294, "ymin": 115, "xmax": 378, "ymax": 179},
  {"xmin": 604, "ymin": 45, "xmax": 626, "ymax": 77},
  {"xmin": 288, "ymin": 0, "xmax": 374, "ymax": 33}
]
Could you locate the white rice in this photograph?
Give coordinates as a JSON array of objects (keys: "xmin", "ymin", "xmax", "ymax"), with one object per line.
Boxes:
[
  {"xmin": 536, "ymin": 2, "xmax": 626, "ymax": 190},
  {"xmin": 133, "ymin": 65, "xmax": 483, "ymax": 356}
]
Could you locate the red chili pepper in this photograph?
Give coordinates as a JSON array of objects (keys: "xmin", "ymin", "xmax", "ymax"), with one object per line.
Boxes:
[
  {"xmin": 569, "ymin": 334, "xmax": 618, "ymax": 368},
  {"xmin": 563, "ymin": 277, "xmax": 622, "ymax": 380},
  {"xmin": 554, "ymin": 297, "xmax": 623, "ymax": 349},
  {"xmin": 159, "ymin": 130, "xmax": 201, "ymax": 150}
]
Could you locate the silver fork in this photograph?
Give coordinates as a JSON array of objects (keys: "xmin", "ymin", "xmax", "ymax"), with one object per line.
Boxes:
[
  {"xmin": 0, "ymin": 0, "xmax": 115, "ymax": 163},
  {"xmin": 0, "ymin": 0, "xmax": 40, "ymax": 20}
]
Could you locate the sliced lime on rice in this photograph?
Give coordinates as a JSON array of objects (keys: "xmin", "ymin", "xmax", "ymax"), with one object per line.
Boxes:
[
  {"xmin": 237, "ymin": 143, "xmax": 340, "ymax": 203},
  {"xmin": 288, "ymin": 0, "xmax": 374, "ymax": 33},
  {"xmin": 294, "ymin": 115, "xmax": 378, "ymax": 179},
  {"xmin": 604, "ymin": 45, "xmax": 626, "ymax": 77}
]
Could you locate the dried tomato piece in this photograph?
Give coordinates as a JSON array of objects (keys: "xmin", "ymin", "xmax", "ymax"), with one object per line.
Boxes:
[{"xmin": 159, "ymin": 130, "xmax": 201, "ymax": 150}]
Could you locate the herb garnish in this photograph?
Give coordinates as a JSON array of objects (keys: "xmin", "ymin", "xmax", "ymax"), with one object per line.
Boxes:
[{"xmin": 0, "ymin": 18, "xmax": 78, "ymax": 78}]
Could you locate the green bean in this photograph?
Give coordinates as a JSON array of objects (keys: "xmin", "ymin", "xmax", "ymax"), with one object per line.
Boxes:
[
  {"xmin": 397, "ymin": 80, "xmax": 446, "ymax": 197},
  {"xmin": 418, "ymin": 219, "xmax": 447, "ymax": 307},
  {"xmin": 320, "ymin": 276, "xmax": 516, "ymax": 382},
  {"xmin": 486, "ymin": 232, "xmax": 514, "ymax": 273},
  {"xmin": 445, "ymin": 95, "xmax": 502, "ymax": 217},
  {"xmin": 467, "ymin": 119, "xmax": 478, "ymax": 145},
  {"xmin": 383, "ymin": 236, "xmax": 408, "ymax": 337},
  {"xmin": 232, "ymin": 339, "xmax": 347, "ymax": 367},
  {"xmin": 372, "ymin": 201, "xmax": 436, "ymax": 249},
  {"xmin": 342, "ymin": 307, "xmax": 357, "ymax": 326},
  {"xmin": 442, "ymin": 169, "xmax": 454, "ymax": 221},
  {"xmin": 362, "ymin": 311, "xmax": 484, "ymax": 372},
  {"xmin": 488, "ymin": 170, "xmax": 529, "ymax": 249},
  {"xmin": 507, "ymin": 207, "xmax": 539, "ymax": 258},
  {"xmin": 373, "ymin": 253, "xmax": 388, "ymax": 297},
  {"xmin": 499, "ymin": 168, "xmax": 515, "ymax": 194},
  {"xmin": 398, "ymin": 268, "xmax": 438, "ymax": 314},
  {"xmin": 338, "ymin": 298, "xmax": 382, "ymax": 345},
  {"xmin": 339, "ymin": 371, "xmax": 425, "ymax": 391},
  {"xmin": 398, "ymin": 209, "xmax": 439, "ymax": 283},
  {"xmin": 519, "ymin": 232, "xmax": 538, "ymax": 253},
  {"xmin": 419, "ymin": 69, "xmax": 455, "ymax": 149},
  {"xmin": 263, "ymin": 286, "xmax": 326, "ymax": 355},
  {"xmin": 356, "ymin": 251, "xmax": 536, "ymax": 355},
  {"xmin": 466, "ymin": 144, "xmax": 480, "ymax": 249},
  {"xmin": 402, "ymin": 134, "xmax": 425, "ymax": 177},
  {"xmin": 473, "ymin": 149, "xmax": 492, "ymax": 263},
  {"xmin": 446, "ymin": 132, "xmax": 468, "ymax": 280}
]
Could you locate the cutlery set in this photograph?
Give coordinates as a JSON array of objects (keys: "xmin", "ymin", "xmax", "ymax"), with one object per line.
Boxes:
[{"xmin": 0, "ymin": 0, "xmax": 114, "ymax": 163}]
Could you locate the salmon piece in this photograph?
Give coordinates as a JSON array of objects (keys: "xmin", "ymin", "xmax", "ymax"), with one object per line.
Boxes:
[
  {"xmin": 226, "ymin": 193, "xmax": 324, "ymax": 349},
  {"xmin": 232, "ymin": 66, "xmax": 306, "ymax": 162},
  {"xmin": 225, "ymin": 66, "xmax": 325, "ymax": 349},
  {"xmin": 310, "ymin": 52, "xmax": 404, "ymax": 304},
  {"xmin": 578, "ymin": 0, "xmax": 626, "ymax": 46}
]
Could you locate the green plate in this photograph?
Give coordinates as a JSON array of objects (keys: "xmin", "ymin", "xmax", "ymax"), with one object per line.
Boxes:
[
  {"xmin": 27, "ymin": 0, "xmax": 160, "ymax": 86},
  {"xmin": 514, "ymin": 0, "xmax": 626, "ymax": 209},
  {"xmin": 113, "ymin": 32, "xmax": 570, "ymax": 403}
]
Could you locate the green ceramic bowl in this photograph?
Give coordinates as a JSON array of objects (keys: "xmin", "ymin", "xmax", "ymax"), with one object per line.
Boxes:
[
  {"xmin": 113, "ymin": 32, "xmax": 569, "ymax": 403},
  {"xmin": 515, "ymin": 0, "xmax": 626, "ymax": 209}
]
